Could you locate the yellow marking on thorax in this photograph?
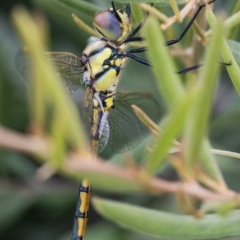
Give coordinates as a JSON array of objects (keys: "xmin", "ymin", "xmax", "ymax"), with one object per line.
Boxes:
[
  {"xmin": 114, "ymin": 58, "xmax": 123, "ymax": 67},
  {"xmin": 90, "ymin": 47, "xmax": 112, "ymax": 73},
  {"xmin": 94, "ymin": 69, "xmax": 118, "ymax": 92}
]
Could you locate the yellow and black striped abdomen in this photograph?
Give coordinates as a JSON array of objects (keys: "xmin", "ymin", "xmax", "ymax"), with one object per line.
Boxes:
[{"xmin": 72, "ymin": 179, "xmax": 91, "ymax": 240}]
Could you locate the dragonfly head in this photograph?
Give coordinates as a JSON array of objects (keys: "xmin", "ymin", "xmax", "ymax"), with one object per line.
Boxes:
[{"xmin": 93, "ymin": 2, "xmax": 132, "ymax": 43}]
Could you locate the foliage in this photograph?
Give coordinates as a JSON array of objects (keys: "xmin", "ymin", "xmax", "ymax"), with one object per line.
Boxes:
[{"xmin": 1, "ymin": 0, "xmax": 240, "ymax": 240}]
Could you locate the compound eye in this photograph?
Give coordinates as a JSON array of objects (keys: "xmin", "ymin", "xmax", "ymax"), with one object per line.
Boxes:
[{"xmin": 93, "ymin": 11, "xmax": 122, "ymax": 41}]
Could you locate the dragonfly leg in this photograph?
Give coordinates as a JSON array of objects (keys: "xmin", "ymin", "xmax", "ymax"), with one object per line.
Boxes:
[
  {"xmin": 165, "ymin": 0, "xmax": 217, "ymax": 46},
  {"xmin": 177, "ymin": 61, "xmax": 231, "ymax": 74}
]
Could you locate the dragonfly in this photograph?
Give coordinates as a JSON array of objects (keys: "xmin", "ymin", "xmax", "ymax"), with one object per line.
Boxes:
[
  {"xmin": 17, "ymin": 1, "xmax": 219, "ymax": 239},
  {"xmin": 46, "ymin": 3, "xmax": 155, "ymax": 239}
]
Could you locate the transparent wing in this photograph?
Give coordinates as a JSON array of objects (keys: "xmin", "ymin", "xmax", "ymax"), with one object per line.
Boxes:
[
  {"xmin": 16, "ymin": 50, "xmax": 85, "ymax": 93},
  {"xmin": 47, "ymin": 52, "xmax": 85, "ymax": 93},
  {"xmin": 16, "ymin": 48, "xmax": 163, "ymax": 155},
  {"xmin": 100, "ymin": 91, "xmax": 164, "ymax": 156},
  {"xmin": 46, "ymin": 52, "xmax": 84, "ymax": 74},
  {"xmin": 98, "ymin": 112, "xmax": 110, "ymax": 153}
]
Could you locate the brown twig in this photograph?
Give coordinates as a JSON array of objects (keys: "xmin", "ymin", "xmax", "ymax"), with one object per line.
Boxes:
[
  {"xmin": 66, "ymin": 155, "xmax": 239, "ymax": 203},
  {"xmin": 161, "ymin": 0, "xmax": 199, "ymax": 30},
  {"xmin": 0, "ymin": 126, "xmax": 239, "ymax": 206},
  {"xmin": 0, "ymin": 125, "xmax": 49, "ymax": 156}
]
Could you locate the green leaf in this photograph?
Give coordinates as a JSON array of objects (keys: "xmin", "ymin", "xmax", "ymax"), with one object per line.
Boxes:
[
  {"xmin": 93, "ymin": 197, "xmax": 240, "ymax": 240},
  {"xmin": 184, "ymin": 8, "xmax": 222, "ymax": 167},
  {"xmin": 143, "ymin": 17, "xmax": 185, "ymax": 110},
  {"xmin": 228, "ymin": 40, "xmax": 240, "ymax": 67},
  {"xmin": 206, "ymin": 11, "xmax": 240, "ymax": 96},
  {"xmin": 198, "ymin": 140, "xmax": 225, "ymax": 183},
  {"xmin": 13, "ymin": 7, "xmax": 89, "ymax": 164},
  {"xmin": 145, "ymin": 93, "xmax": 195, "ymax": 173},
  {"xmin": 228, "ymin": 1, "xmax": 240, "ymax": 39},
  {"xmin": 221, "ymin": 39, "xmax": 240, "ymax": 97}
]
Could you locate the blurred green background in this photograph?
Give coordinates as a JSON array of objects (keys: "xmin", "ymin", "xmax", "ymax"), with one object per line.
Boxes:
[{"xmin": 1, "ymin": 0, "xmax": 240, "ymax": 240}]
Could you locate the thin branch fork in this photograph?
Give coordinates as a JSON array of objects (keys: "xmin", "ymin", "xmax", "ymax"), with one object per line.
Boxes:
[
  {"xmin": 161, "ymin": 0, "xmax": 200, "ymax": 30},
  {"xmin": 0, "ymin": 125, "xmax": 239, "ymax": 205},
  {"xmin": 67, "ymin": 155, "xmax": 239, "ymax": 204}
]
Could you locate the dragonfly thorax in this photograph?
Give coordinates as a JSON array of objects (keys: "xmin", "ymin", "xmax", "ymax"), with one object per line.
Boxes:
[{"xmin": 82, "ymin": 37, "xmax": 127, "ymax": 93}]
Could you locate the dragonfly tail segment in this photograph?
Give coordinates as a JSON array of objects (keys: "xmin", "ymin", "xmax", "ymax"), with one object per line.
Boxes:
[{"xmin": 71, "ymin": 179, "xmax": 91, "ymax": 240}]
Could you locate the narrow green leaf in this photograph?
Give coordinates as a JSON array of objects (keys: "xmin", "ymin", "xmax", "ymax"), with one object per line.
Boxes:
[
  {"xmin": 13, "ymin": 7, "xmax": 89, "ymax": 164},
  {"xmin": 207, "ymin": 9, "xmax": 240, "ymax": 96},
  {"xmin": 228, "ymin": 39, "xmax": 240, "ymax": 68},
  {"xmin": 227, "ymin": 39, "xmax": 240, "ymax": 96},
  {"xmin": 220, "ymin": 41, "xmax": 240, "ymax": 97},
  {"xmin": 130, "ymin": 4, "xmax": 144, "ymax": 24},
  {"xmin": 198, "ymin": 140, "xmax": 225, "ymax": 183},
  {"xmin": 206, "ymin": 11, "xmax": 240, "ymax": 39},
  {"xmin": 143, "ymin": 17, "xmax": 185, "ymax": 110},
  {"xmin": 184, "ymin": 8, "xmax": 222, "ymax": 166},
  {"xmin": 93, "ymin": 197, "xmax": 240, "ymax": 240},
  {"xmin": 224, "ymin": 11, "xmax": 240, "ymax": 37},
  {"xmin": 229, "ymin": 1, "xmax": 240, "ymax": 39},
  {"xmin": 145, "ymin": 93, "xmax": 195, "ymax": 173}
]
